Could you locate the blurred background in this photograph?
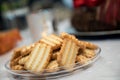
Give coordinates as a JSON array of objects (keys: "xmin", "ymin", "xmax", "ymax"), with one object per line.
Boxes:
[
  {"xmin": 0, "ymin": 1, "xmax": 120, "ymax": 80},
  {"xmin": 1, "ymin": 0, "xmax": 120, "ymax": 31},
  {"xmin": 0, "ymin": 0, "xmax": 120, "ymax": 54},
  {"xmin": 0, "ymin": 0, "xmax": 71, "ymax": 30}
]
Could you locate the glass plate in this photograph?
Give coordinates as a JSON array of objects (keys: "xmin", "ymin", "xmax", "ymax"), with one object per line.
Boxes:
[{"xmin": 5, "ymin": 47, "xmax": 101, "ymax": 80}]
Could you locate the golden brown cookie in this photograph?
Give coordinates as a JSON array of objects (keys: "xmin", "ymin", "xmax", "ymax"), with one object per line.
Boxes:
[
  {"xmin": 46, "ymin": 60, "xmax": 59, "ymax": 72},
  {"xmin": 9, "ymin": 32, "xmax": 98, "ymax": 73},
  {"xmin": 82, "ymin": 49, "xmax": 95, "ymax": 58},
  {"xmin": 10, "ymin": 45, "xmax": 34, "ymax": 69},
  {"xmin": 51, "ymin": 51, "xmax": 60, "ymax": 60},
  {"xmin": 76, "ymin": 55, "xmax": 89, "ymax": 64},
  {"xmin": 78, "ymin": 40, "xmax": 98, "ymax": 50},
  {"xmin": 20, "ymin": 43, "xmax": 36, "ymax": 56},
  {"xmin": 60, "ymin": 32, "xmax": 97, "ymax": 49},
  {"xmin": 10, "ymin": 56, "xmax": 23, "ymax": 68},
  {"xmin": 11, "ymin": 65, "xmax": 24, "ymax": 70},
  {"xmin": 57, "ymin": 39, "xmax": 79, "ymax": 69},
  {"xmin": 11, "ymin": 46, "xmax": 25, "ymax": 61},
  {"xmin": 40, "ymin": 34, "xmax": 63, "ymax": 50},
  {"xmin": 25, "ymin": 43, "xmax": 52, "ymax": 73},
  {"xmin": 60, "ymin": 32, "xmax": 85, "ymax": 49},
  {"xmin": 18, "ymin": 56, "xmax": 29, "ymax": 65}
]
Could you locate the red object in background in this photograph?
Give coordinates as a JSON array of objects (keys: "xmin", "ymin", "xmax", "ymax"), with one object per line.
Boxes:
[
  {"xmin": 73, "ymin": 0, "xmax": 120, "ymax": 26},
  {"xmin": 85, "ymin": 0, "xmax": 104, "ymax": 7},
  {"xmin": 73, "ymin": 0, "xmax": 104, "ymax": 8},
  {"xmin": 0, "ymin": 29, "xmax": 22, "ymax": 55},
  {"xmin": 73, "ymin": 0, "xmax": 85, "ymax": 8},
  {"xmin": 99, "ymin": 0, "xmax": 120, "ymax": 26}
]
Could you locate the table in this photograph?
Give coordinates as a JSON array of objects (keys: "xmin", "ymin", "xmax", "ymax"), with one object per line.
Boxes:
[{"xmin": 0, "ymin": 29, "xmax": 120, "ymax": 80}]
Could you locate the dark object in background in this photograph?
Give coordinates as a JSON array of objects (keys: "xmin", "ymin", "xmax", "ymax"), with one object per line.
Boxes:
[
  {"xmin": 15, "ymin": 15, "xmax": 27, "ymax": 30},
  {"xmin": 0, "ymin": 0, "xmax": 6, "ymax": 30},
  {"xmin": 71, "ymin": 0, "xmax": 120, "ymax": 32},
  {"xmin": 117, "ymin": 21, "xmax": 120, "ymax": 29},
  {"xmin": 1, "ymin": 0, "xmax": 29, "ymax": 30},
  {"xmin": 28, "ymin": 0, "xmax": 60, "ymax": 12},
  {"xmin": 71, "ymin": 8, "xmax": 119, "ymax": 32},
  {"xmin": 98, "ymin": 0, "xmax": 120, "ymax": 26},
  {"xmin": 0, "ymin": 14, "xmax": 4, "ymax": 30},
  {"xmin": 71, "ymin": 8, "xmax": 116, "ymax": 32},
  {"xmin": 75, "ymin": 34, "xmax": 120, "ymax": 40}
]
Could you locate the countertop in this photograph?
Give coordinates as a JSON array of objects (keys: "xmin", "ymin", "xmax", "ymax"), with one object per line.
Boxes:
[{"xmin": 0, "ymin": 29, "xmax": 120, "ymax": 80}]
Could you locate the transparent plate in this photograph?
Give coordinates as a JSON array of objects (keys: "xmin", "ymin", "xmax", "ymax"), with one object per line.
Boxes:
[{"xmin": 5, "ymin": 47, "xmax": 101, "ymax": 80}]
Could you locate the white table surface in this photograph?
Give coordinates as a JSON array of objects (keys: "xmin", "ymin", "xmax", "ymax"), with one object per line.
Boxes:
[{"xmin": 0, "ymin": 29, "xmax": 120, "ymax": 80}]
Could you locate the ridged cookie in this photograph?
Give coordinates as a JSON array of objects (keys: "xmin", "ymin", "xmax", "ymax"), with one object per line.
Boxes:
[{"xmin": 25, "ymin": 43, "xmax": 52, "ymax": 73}]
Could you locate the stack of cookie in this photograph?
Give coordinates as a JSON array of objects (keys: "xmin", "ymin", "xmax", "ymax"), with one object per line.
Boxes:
[{"xmin": 10, "ymin": 32, "xmax": 98, "ymax": 73}]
